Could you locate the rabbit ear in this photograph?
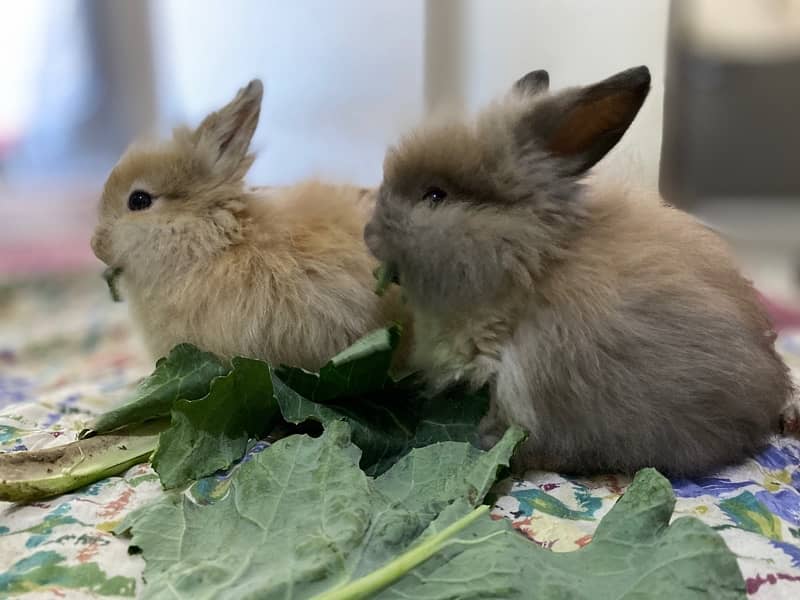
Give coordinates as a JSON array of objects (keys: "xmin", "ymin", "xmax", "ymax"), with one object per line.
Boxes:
[
  {"xmin": 513, "ymin": 69, "xmax": 549, "ymax": 95},
  {"xmin": 194, "ymin": 79, "xmax": 263, "ymax": 180},
  {"xmin": 517, "ymin": 66, "xmax": 650, "ymax": 176}
]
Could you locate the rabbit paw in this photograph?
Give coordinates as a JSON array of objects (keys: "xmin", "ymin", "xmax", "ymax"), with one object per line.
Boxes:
[
  {"xmin": 779, "ymin": 395, "xmax": 800, "ymax": 438},
  {"xmin": 478, "ymin": 401, "xmax": 506, "ymax": 450}
]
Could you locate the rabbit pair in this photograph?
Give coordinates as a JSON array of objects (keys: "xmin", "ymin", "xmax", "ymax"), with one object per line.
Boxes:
[
  {"xmin": 364, "ymin": 66, "xmax": 795, "ymax": 477},
  {"xmin": 92, "ymin": 80, "xmax": 408, "ymax": 369}
]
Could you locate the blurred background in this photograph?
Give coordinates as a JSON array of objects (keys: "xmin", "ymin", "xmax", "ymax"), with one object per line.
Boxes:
[{"xmin": 0, "ymin": 0, "xmax": 798, "ymax": 320}]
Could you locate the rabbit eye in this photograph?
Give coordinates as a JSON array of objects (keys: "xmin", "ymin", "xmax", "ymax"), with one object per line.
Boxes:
[
  {"xmin": 422, "ymin": 186, "xmax": 447, "ymax": 204},
  {"xmin": 128, "ymin": 190, "xmax": 153, "ymax": 211}
]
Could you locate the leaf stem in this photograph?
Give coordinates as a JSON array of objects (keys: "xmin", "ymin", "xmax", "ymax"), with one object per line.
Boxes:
[{"xmin": 312, "ymin": 504, "xmax": 489, "ymax": 600}]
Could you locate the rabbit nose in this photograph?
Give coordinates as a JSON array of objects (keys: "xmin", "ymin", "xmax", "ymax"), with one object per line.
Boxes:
[{"xmin": 91, "ymin": 231, "xmax": 109, "ymax": 263}]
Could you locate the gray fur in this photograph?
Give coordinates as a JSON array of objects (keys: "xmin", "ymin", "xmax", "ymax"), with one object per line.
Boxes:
[
  {"xmin": 522, "ymin": 65, "xmax": 651, "ymax": 175},
  {"xmin": 513, "ymin": 69, "xmax": 550, "ymax": 95},
  {"xmin": 365, "ymin": 66, "xmax": 793, "ymax": 477}
]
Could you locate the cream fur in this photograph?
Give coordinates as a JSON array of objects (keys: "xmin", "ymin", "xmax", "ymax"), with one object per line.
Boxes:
[{"xmin": 92, "ymin": 80, "xmax": 409, "ymax": 369}]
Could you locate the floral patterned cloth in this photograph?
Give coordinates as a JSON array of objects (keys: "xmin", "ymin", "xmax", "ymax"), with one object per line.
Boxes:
[{"xmin": 1, "ymin": 271, "xmax": 799, "ymax": 598}]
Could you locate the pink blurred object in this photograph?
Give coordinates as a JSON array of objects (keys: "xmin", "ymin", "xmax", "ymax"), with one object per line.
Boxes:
[
  {"xmin": 0, "ymin": 182, "xmax": 99, "ymax": 278},
  {"xmin": 0, "ymin": 240, "xmax": 97, "ymax": 276},
  {"xmin": 758, "ymin": 292, "xmax": 800, "ymax": 332}
]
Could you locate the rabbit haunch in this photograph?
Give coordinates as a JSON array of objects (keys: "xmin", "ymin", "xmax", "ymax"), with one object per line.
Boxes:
[
  {"xmin": 92, "ymin": 79, "xmax": 407, "ymax": 369},
  {"xmin": 365, "ymin": 66, "xmax": 793, "ymax": 477}
]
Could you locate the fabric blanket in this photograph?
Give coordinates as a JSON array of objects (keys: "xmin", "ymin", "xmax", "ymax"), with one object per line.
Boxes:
[{"xmin": 1, "ymin": 271, "xmax": 799, "ymax": 599}]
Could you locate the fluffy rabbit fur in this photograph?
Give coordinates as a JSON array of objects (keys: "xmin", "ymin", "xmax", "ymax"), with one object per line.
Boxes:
[
  {"xmin": 92, "ymin": 80, "xmax": 407, "ymax": 369},
  {"xmin": 364, "ymin": 66, "xmax": 794, "ymax": 477}
]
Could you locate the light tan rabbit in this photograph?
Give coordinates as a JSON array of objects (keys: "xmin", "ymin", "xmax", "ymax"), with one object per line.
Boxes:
[
  {"xmin": 365, "ymin": 66, "xmax": 794, "ymax": 477},
  {"xmin": 92, "ymin": 80, "xmax": 408, "ymax": 369}
]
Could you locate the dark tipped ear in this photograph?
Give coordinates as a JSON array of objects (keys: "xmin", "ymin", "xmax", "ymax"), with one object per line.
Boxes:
[
  {"xmin": 514, "ymin": 69, "xmax": 549, "ymax": 95},
  {"xmin": 519, "ymin": 66, "xmax": 650, "ymax": 175},
  {"xmin": 194, "ymin": 79, "xmax": 263, "ymax": 179}
]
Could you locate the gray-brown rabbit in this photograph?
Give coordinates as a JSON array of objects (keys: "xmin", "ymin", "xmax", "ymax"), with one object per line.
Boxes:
[
  {"xmin": 364, "ymin": 66, "xmax": 794, "ymax": 477},
  {"xmin": 92, "ymin": 79, "xmax": 408, "ymax": 370}
]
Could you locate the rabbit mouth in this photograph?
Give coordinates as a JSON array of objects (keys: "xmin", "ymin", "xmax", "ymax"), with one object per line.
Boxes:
[
  {"xmin": 373, "ymin": 262, "xmax": 400, "ymax": 296},
  {"xmin": 102, "ymin": 266, "xmax": 124, "ymax": 303},
  {"xmin": 386, "ymin": 264, "xmax": 400, "ymax": 285}
]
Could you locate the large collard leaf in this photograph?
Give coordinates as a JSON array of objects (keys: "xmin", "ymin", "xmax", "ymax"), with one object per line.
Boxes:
[
  {"xmin": 396, "ymin": 384, "xmax": 490, "ymax": 451},
  {"xmin": 272, "ymin": 325, "xmax": 488, "ymax": 474},
  {"xmin": 119, "ymin": 422, "xmax": 523, "ymax": 600},
  {"xmin": 83, "ymin": 326, "xmax": 486, "ymax": 480},
  {"xmin": 274, "ymin": 375, "xmax": 489, "ymax": 476},
  {"xmin": 80, "ymin": 327, "xmax": 486, "ymax": 494},
  {"xmin": 85, "ymin": 344, "xmax": 229, "ymax": 436},
  {"xmin": 120, "ymin": 422, "xmax": 372, "ymax": 599},
  {"xmin": 86, "ymin": 325, "xmax": 396, "ymax": 441},
  {"xmin": 274, "ymin": 326, "xmax": 400, "ymax": 402},
  {"xmin": 345, "ymin": 426, "xmax": 525, "ymax": 584},
  {"xmin": 374, "ymin": 469, "xmax": 745, "ymax": 600},
  {"xmin": 151, "ymin": 358, "xmax": 279, "ymax": 489},
  {"xmin": 0, "ymin": 327, "xmax": 486, "ymax": 504}
]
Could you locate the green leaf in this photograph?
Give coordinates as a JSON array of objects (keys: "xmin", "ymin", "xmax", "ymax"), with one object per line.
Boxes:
[
  {"xmin": 85, "ymin": 344, "xmax": 229, "ymax": 436},
  {"xmin": 372, "ymin": 424, "xmax": 522, "ymax": 517},
  {"xmin": 63, "ymin": 326, "xmax": 485, "ymax": 499},
  {"xmin": 102, "ymin": 266, "xmax": 124, "ymax": 302},
  {"xmin": 393, "ymin": 385, "xmax": 491, "ymax": 458},
  {"xmin": 274, "ymin": 375, "xmax": 490, "ymax": 476},
  {"xmin": 373, "ymin": 263, "xmax": 398, "ymax": 297},
  {"xmin": 0, "ymin": 420, "xmax": 165, "ymax": 502},
  {"xmin": 81, "ymin": 328, "xmax": 487, "ymax": 490},
  {"xmin": 152, "ymin": 357, "xmax": 279, "ymax": 489},
  {"xmin": 317, "ymin": 504, "xmax": 491, "ymax": 600},
  {"xmin": 275, "ymin": 326, "xmax": 400, "ymax": 402},
  {"xmin": 347, "ymin": 426, "xmax": 525, "ymax": 583},
  {"xmin": 374, "ymin": 469, "xmax": 746, "ymax": 600},
  {"xmin": 272, "ymin": 325, "xmax": 490, "ymax": 475},
  {"xmin": 8, "ymin": 328, "xmax": 486, "ymax": 503},
  {"xmin": 120, "ymin": 422, "xmax": 523, "ymax": 600}
]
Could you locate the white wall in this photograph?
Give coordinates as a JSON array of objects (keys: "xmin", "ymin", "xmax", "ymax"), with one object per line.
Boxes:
[
  {"xmin": 150, "ymin": 0, "xmax": 669, "ymax": 190},
  {"xmin": 152, "ymin": 0, "xmax": 426, "ymax": 187}
]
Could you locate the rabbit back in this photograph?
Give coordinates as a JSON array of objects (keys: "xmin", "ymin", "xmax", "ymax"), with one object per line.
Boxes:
[{"xmin": 493, "ymin": 186, "xmax": 792, "ymax": 476}]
